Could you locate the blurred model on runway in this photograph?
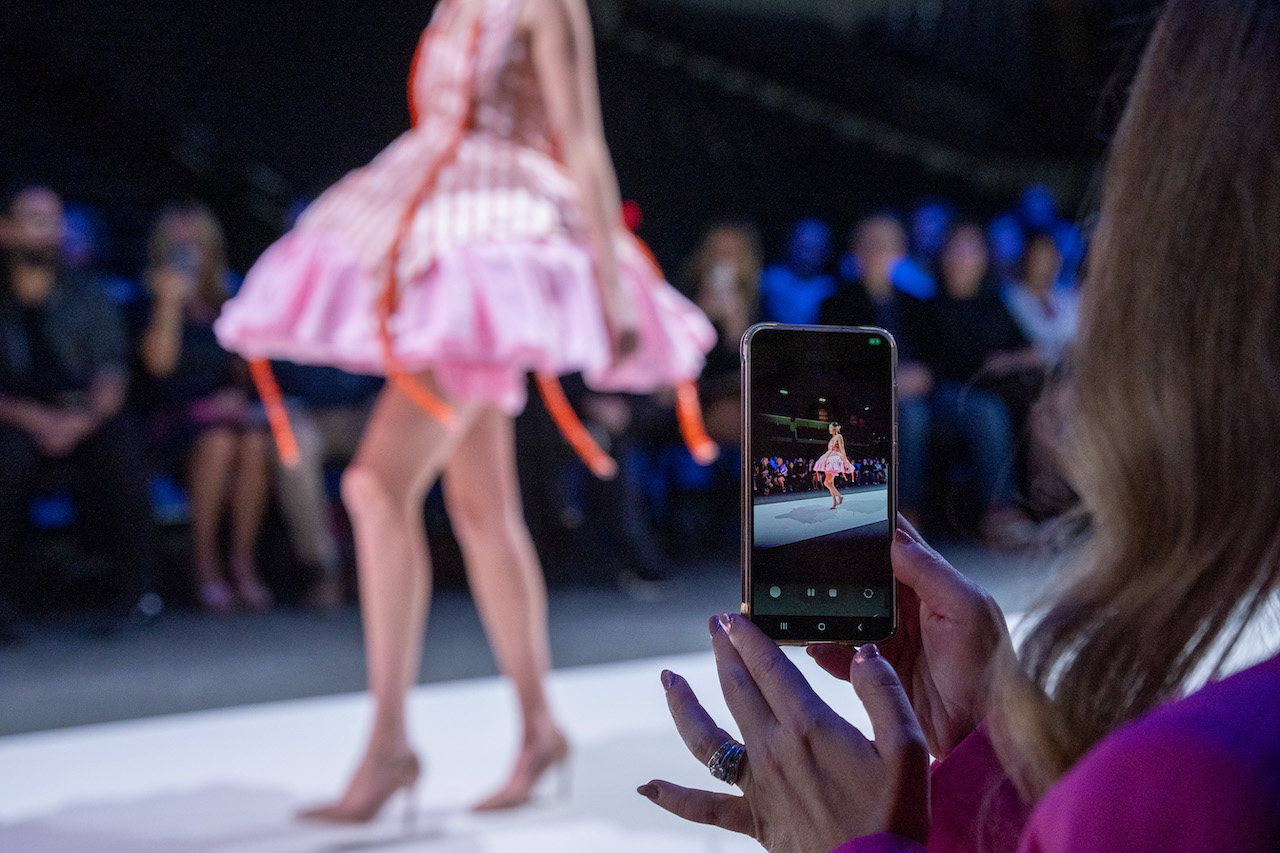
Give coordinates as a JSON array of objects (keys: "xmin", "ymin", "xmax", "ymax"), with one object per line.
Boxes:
[
  {"xmin": 215, "ymin": 0, "xmax": 716, "ymax": 820},
  {"xmin": 813, "ymin": 421, "xmax": 853, "ymax": 509}
]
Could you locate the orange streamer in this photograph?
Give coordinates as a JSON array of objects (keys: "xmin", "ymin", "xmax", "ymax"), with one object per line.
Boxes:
[
  {"xmin": 535, "ymin": 373, "xmax": 618, "ymax": 480},
  {"xmin": 373, "ymin": 19, "xmax": 482, "ymax": 428},
  {"xmin": 676, "ymin": 379, "xmax": 719, "ymax": 465},
  {"xmin": 249, "ymin": 358, "xmax": 299, "ymax": 467}
]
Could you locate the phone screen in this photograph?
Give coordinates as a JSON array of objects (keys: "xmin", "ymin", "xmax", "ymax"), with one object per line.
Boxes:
[{"xmin": 742, "ymin": 324, "xmax": 896, "ymax": 644}]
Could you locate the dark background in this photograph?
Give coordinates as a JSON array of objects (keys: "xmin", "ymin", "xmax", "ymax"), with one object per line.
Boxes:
[{"xmin": 1, "ymin": 0, "xmax": 1162, "ymax": 281}]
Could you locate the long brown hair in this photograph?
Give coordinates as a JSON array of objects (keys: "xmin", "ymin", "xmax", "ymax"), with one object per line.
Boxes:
[
  {"xmin": 146, "ymin": 202, "xmax": 231, "ymax": 310},
  {"xmin": 999, "ymin": 0, "xmax": 1280, "ymax": 797},
  {"xmin": 682, "ymin": 222, "xmax": 762, "ymax": 332}
]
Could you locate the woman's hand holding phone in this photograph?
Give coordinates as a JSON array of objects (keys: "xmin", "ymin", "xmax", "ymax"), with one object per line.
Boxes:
[
  {"xmin": 809, "ymin": 517, "xmax": 1012, "ymax": 759},
  {"xmin": 642, "ymin": 613, "xmax": 931, "ymax": 852}
]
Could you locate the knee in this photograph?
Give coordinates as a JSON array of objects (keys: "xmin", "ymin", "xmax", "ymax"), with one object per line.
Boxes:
[{"xmin": 340, "ymin": 462, "xmax": 404, "ymax": 519}]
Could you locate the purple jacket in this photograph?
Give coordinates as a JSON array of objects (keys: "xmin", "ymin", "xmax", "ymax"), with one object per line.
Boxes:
[{"xmin": 834, "ymin": 652, "xmax": 1280, "ymax": 852}]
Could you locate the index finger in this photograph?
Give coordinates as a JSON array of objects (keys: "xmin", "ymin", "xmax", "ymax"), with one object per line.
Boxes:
[
  {"xmin": 718, "ymin": 613, "xmax": 827, "ymax": 728},
  {"xmin": 711, "ymin": 615, "xmax": 776, "ymax": 741},
  {"xmin": 891, "ymin": 526, "xmax": 990, "ymax": 617}
]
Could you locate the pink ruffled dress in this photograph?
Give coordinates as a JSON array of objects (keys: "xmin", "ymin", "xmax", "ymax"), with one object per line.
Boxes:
[
  {"xmin": 814, "ymin": 436, "xmax": 855, "ymax": 475},
  {"xmin": 214, "ymin": 0, "xmax": 714, "ymax": 417}
]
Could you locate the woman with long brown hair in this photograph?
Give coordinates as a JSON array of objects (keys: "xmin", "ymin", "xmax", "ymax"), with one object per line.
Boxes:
[
  {"xmin": 140, "ymin": 203, "xmax": 274, "ymax": 613},
  {"xmin": 643, "ymin": 0, "xmax": 1280, "ymax": 849}
]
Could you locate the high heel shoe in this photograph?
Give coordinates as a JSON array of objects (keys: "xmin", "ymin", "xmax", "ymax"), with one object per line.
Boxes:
[
  {"xmin": 299, "ymin": 752, "xmax": 421, "ymax": 824},
  {"xmin": 472, "ymin": 731, "xmax": 570, "ymax": 811},
  {"xmin": 197, "ymin": 579, "xmax": 236, "ymax": 614}
]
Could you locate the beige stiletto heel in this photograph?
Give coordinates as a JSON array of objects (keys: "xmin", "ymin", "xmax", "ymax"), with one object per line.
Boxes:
[{"xmin": 298, "ymin": 752, "xmax": 422, "ymax": 824}]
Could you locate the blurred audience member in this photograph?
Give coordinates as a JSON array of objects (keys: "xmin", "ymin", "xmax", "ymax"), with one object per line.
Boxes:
[
  {"xmin": 138, "ymin": 203, "xmax": 273, "ymax": 613},
  {"xmin": 0, "ymin": 185, "xmax": 162, "ymax": 639},
  {"xmin": 683, "ymin": 221, "xmax": 761, "ymax": 446},
  {"xmin": 820, "ymin": 214, "xmax": 931, "ymax": 527},
  {"xmin": 923, "ymin": 223, "xmax": 1041, "ymax": 546},
  {"xmin": 570, "ymin": 385, "xmax": 677, "ymax": 598},
  {"xmin": 271, "ymin": 363, "xmax": 382, "ymax": 610},
  {"xmin": 1004, "ymin": 232, "xmax": 1079, "ymax": 366},
  {"xmin": 759, "ymin": 218, "xmax": 834, "ymax": 324},
  {"xmin": 887, "ymin": 197, "xmax": 955, "ymax": 300},
  {"xmin": 61, "ymin": 203, "xmax": 141, "ymax": 308}
]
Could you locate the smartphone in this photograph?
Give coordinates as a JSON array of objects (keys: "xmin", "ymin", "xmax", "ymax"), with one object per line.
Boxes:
[{"xmin": 741, "ymin": 324, "xmax": 897, "ymax": 645}]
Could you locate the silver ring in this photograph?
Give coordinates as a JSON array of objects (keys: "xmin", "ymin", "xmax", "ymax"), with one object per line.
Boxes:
[{"xmin": 708, "ymin": 740, "xmax": 747, "ymax": 786}]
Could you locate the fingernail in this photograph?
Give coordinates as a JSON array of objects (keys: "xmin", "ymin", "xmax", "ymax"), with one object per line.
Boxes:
[
  {"xmin": 894, "ymin": 527, "xmax": 913, "ymax": 545},
  {"xmin": 660, "ymin": 669, "xmax": 675, "ymax": 689},
  {"xmin": 709, "ymin": 614, "xmax": 722, "ymax": 635},
  {"xmin": 855, "ymin": 643, "xmax": 880, "ymax": 663},
  {"xmin": 637, "ymin": 783, "xmax": 659, "ymax": 801},
  {"xmin": 717, "ymin": 612, "xmax": 733, "ymax": 634}
]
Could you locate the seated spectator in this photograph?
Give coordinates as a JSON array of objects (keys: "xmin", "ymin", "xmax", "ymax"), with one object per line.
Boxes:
[
  {"xmin": 759, "ymin": 218, "xmax": 835, "ymax": 324},
  {"xmin": 270, "ymin": 363, "xmax": 382, "ymax": 610},
  {"xmin": 0, "ymin": 185, "xmax": 162, "ymax": 640},
  {"xmin": 138, "ymin": 203, "xmax": 273, "ymax": 613},
  {"xmin": 921, "ymin": 223, "xmax": 1042, "ymax": 546},
  {"xmin": 890, "ymin": 197, "xmax": 956, "ymax": 300},
  {"xmin": 820, "ymin": 214, "xmax": 932, "ymax": 528},
  {"xmin": 682, "ymin": 221, "xmax": 761, "ymax": 446},
  {"xmin": 643, "ymin": 6, "xmax": 1280, "ymax": 850},
  {"xmin": 1004, "ymin": 231, "xmax": 1079, "ymax": 367}
]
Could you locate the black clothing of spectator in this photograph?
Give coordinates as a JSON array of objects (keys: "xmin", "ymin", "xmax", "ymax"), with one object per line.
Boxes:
[
  {"xmin": 818, "ymin": 280, "xmax": 928, "ymax": 362},
  {"xmin": 0, "ymin": 268, "xmax": 160, "ymax": 627},
  {"xmin": 0, "ymin": 272, "xmax": 128, "ymax": 404},
  {"xmin": 919, "ymin": 288, "xmax": 1029, "ymax": 384}
]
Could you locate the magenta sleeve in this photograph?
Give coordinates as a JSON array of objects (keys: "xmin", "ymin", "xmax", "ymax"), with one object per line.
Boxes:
[
  {"xmin": 829, "ymin": 833, "xmax": 926, "ymax": 853},
  {"xmin": 1016, "ymin": 719, "xmax": 1278, "ymax": 852},
  {"xmin": 829, "ymin": 721, "xmax": 1030, "ymax": 853}
]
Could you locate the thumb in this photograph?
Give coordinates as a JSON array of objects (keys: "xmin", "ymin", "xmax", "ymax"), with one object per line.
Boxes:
[{"xmin": 848, "ymin": 644, "xmax": 926, "ymax": 755}]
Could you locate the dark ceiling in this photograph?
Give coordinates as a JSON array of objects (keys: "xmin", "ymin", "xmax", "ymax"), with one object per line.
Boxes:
[{"xmin": 0, "ymin": 0, "xmax": 1161, "ymax": 274}]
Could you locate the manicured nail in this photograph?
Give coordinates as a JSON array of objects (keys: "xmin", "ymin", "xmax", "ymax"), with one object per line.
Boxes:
[
  {"xmin": 709, "ymin": 614, "xmax": 722, "ymax": 635},
  {"xmin": 661, "ymin": 670, "xmax": 675, "ymax": 690},
  {"xmin": 637, "ymin": 783, "xmax": 659, "ymax": 801},
  {"xmin": 717, "ymin": 612, "xmax": 733, "ymax": 633},
  {"xmin": 855, "ymin": 643, "xmax": 880, "ymax": 663}
]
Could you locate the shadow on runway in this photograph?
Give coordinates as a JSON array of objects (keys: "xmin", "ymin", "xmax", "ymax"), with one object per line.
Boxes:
[{"xmin": 0, "ymin": 785, "xmax": 466, "ymax": 852}]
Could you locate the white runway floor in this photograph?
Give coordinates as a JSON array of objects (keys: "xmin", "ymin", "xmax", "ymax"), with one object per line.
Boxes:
[
  {"xmin": 752, "ymin": 487, "xmax": 889, "ymax": 548},
  {"xmin": 4, "ymin": 615, "xmax": 1273, "ymax": 852},
  {"xmin": 0, "ymin": 648, "xmax": 875, "ymax": 853}
]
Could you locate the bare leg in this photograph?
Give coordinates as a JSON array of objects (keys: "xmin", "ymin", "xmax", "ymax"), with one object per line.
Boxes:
[
  {"xmin": 301, "ymin": 377, "xmax": 475, "ymax": 823},
  {"xmin": 187, "ymin": 427, "xmax": 237, "ymax": 611},
  {"xmin": 824, "ymin": 471, "xmax": 840, "ymax": 508},
  {"xmin": 228, "ymin": 429, "xmax": 274, "ymax": 610},
  {"xmin": 442, "ymin": 408, "xmax": 567, "ymax": 810}
]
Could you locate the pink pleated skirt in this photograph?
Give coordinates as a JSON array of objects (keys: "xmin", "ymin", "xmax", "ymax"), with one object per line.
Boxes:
[
  {"xmin": 214, "ymin": 227, "xmax": 715, "ymax": 415},
  {"xmin": 813, "ymin": 449, "xmax": 855, "ymax": 475}
]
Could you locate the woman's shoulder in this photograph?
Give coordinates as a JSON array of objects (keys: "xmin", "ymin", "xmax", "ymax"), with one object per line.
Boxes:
[{"xmin": 1025, "ymin": 653, "xmax": 1280, "ymax": 851}]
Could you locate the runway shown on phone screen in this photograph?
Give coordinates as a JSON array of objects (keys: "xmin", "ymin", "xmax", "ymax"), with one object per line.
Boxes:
[{"xmin": 752, "ymin": 485, "xmax": 889, "ymax": 548}]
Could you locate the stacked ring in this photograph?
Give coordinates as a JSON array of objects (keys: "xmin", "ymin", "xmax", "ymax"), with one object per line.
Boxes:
[{"xmin": 708, "ymin": 740, "xmax": 747, "ymax": 786}]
